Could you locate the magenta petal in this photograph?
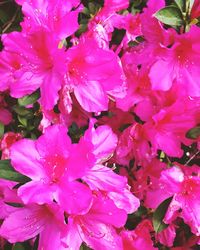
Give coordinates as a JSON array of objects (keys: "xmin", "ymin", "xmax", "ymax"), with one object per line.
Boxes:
[
  {"xmin": 64, "ymin": 218, "xmax": 82, "ymax": 250},
  {"xmin": 160, "ymin": 167, "xmax": 183, "ymax": 194},
  {"xmin": 10, "ymin": 139, "xmax": 45, "ymax": 180},
  {"xmin": 83, "ymin": 165, "xmax": 127, "ymax": 191},
  {"xmin": 40, "ymin": 72, "xmax": 63, "ymax": 110},
  {"xmin": 10, "ymin": 71, "xmax": 41, "ymax": 98},
  {"xmin": 0, "ymin": 108, "xmax": 12, "ymax": 125},
  {"xmin": 74, "ymin": 81, "xmax": 108, "ymax": 112},
  {"xmin": 18, "ymin": 181, "xmax": 54, "ymax": 205},
  {"xmin": 149, "ymin": 59, "xmax": 174, "ymax": 91},
  {"xmin": 38, "ymin": 222, "xmax": 66, "ymax": 250},
  {"xmin": 87, "ymin": 194, "xmax": 127, "ymax": 228},
  {"xmin": 35, "ymin": 125, "xmax": 71, "ymax": 157},
  {"xmin": 86, "ymin": 124, "xmax": 118, "ymax": 161},
  {"xmin": 55, "ymin": 10, "xmax": 80, "ymax": 39},
  {"xmin": 0, "ymin": 206, "xmax": 46, "ymax": 243},
  {"xmin": 82, "ymin": 222, "xmax": 123, "ymax": 250},
  {"xmin": 108, "ymin": 189, "xmax": 140, "ymax": 214},
  {"xmin": 57, "ymin": 181, "xmax": 92, "ymax": 214}
]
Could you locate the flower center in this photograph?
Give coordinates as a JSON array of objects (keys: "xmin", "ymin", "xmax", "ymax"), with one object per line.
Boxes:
[{"xmin": 44, "ymin": 154, "xmax": 68, "ymax": 182}]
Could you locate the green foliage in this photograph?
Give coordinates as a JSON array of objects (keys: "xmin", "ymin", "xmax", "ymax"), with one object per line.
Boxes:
[
  {"xmin": 0, "ymin": 122, "xmax": 5, "ymax": 137},
  {"xmin": 154, "ymin": 6, "xmax": 184, "ymax": 26},
  {"xmin": 153, "ymin": 197, "xmax": 173, "ymax": 233},
  {"xmin": 0, "ymin": 159, "xmax": 30, "ymax": 182},
  {"xmin": 186, "ymin": 126, "xmax": 200, "ymax": 139},
  {"xmin": 18, "ymin": 90, "xmax": 40, "ymax": 107}
]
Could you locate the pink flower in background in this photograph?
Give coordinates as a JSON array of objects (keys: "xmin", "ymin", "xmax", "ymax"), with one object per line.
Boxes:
[
  {"xmin": 144, "ymin": 98, "xmax": 200, "ymax": 157},
  {"xmin": 0, "ymin": 179, "xmax": 20, "ymax": 219},
  {"xmin": 0, "ymin": 132, "xmax": 22, "ymax": 159},
  {"xmin": 156, "ymin": 224, "xmax": 176, "ymax": 247},
  {"xmin": 191, "ymin": 0, "xmax": 200, "ymax": 19},
  {"xmin": 0, "ymin": 203, "xmax": 68, "ymax": 250},
  {"xmin": 149, "ymin": 26, "xmax": 200, "ymax": 96},
  {"xmin": 120, "ymin": 220, "xmax": 157, "ymax": 250},
  {"xmin": 159, "ymin": 167, "xmax": 200, "ymax": 236},
  {"xmin": 64, "ymin": 38, "xmax": 126, "ymax": 112},
  {"xmin": 0, "ymin": 94, "xmax": 12, "ymax": 126}
]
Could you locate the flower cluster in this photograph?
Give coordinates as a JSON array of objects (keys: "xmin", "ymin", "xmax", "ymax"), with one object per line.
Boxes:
[{"xmin": 0, "ymin": 0, "xmax": 200, "ymax": 249}]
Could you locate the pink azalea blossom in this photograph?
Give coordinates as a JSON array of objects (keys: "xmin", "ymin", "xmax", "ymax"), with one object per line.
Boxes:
[
  {"xmin": 0, "ymin": 203, "xmax": 68, "ymax": 250},
  {"xmin": 191, "ymin": 0, "xmax": 200, "ymax": 19},
  {"xmin": 120, "ymin": 220, "xmax": 157, "ymax": 250},
  {"xmin": 156, "ymin": 224, "xmax": 176, "ymax": 247},
  {"xmin": 10, "ymin": 125, "xmax": 93, "ymax": 214},
  {"xmin": 64, "ymin": 38, "xmax": 126, "ymax": 112},
  {"xmin": 1, "ymin": 28, "xmax": 66, "ymax": 110},
  {"xmin": 149, "ymin": 26, "xmax": 200, "ymax": 96},
  {"xmin": 144, "ymin": 98, "xmax": 200, "ymax": 157},
  {"xmin": 0, "ymin": 179, "xmax": 20, "ymax": 219},
  {"xmin": 159, "ymin": 167, "xmax": 200, "ymax": 236},
  {"xmin": 80, "ymin": 120, "xmax": 140, "ymax": 214},
  {"xmin": 0, "ymin": 94, "xmax": 12, "ymax": 125},
  {"xmin": 65, "ymin": 192, "xmax": 127, "ymax": 250},
  {"xmin": 16, "ymin": 0, "xmax": 81, "ymax": 39},
  {"xmin": 0, "ymin": 132, "xmax": 22, "ymax": 159}
]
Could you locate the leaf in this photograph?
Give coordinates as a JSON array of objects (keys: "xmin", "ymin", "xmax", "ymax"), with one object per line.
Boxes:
[
  {"xmin": 0, "ymin": 160, "xmax": 30, "ymax": 183},
  {"xmin": 18, "ymin": 90, "xmax": 40, "ymax": 106},
  {"xmin": 0, "ymin": 122, "xmax": 4, "ymax": 138},
  {"xmin": 175, "ymin": 0, "xmax": 184, "ymax": 11},
  {"xmin": 13, "ymin": 105, "xmax": 33, "ymax": 117},
  {"xmin": 154, "ymin": 6, "xmax": 184, "ymax": 26},
  {"xmin": 5, "ymin": 202, "xmax": 24, "ymax": 208},
  {"xmin": 153, "ymin": 197, "xmax": 173, "ymax": 233},
  {"xmin": 18, "ymin": 115, "xmax": 28, "ymax": 127},
  {"xmin": 13, "ymin": 243, "xmax": 25, "ymax": 250},
  {"xmin": 186, "ymin": 126, "xmax": 200, "ymax": 139}
]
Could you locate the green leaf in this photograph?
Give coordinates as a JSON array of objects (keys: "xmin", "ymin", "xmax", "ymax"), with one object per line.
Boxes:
[
  {"xmin": 154, "ymin": 6, "xmax": 184, "ymax": 26},
  {"xmin": 0, "ymin": 160, "xmax": 30, "ymax": 183},
  {"xmin": 153, "ymin": 197, "xmax": 173, "ymax": 233},
  {"xmin": 18, "ymin": 115, "xmax": 28, "ymax": 127},
  {"xmin": 13, "ymin": 243, "xmax": 25, "ymax": 250},
  {"xmin": 0, "ymin": 9, "xmax": 10, "ymax": 23},
  {"xmin": 186, "ymin": 126, "xmax": 200, "ymax": 139},
  {"xmin": 0, "ymin": 122, "xmax": 4, "ymax": 138},
  {"xmin": 13, "ymin": 105, "xmax": 33, "ymax": 117},
  {"xmin": 175, "ymin": 0, "xmax": 184, "ymax": 11},
  {"xmin": 5, "ymin": 202, "xmax": 24, "ymax": 208},
  {"xmin": 18, "ymin": 90, "xmax": 40, "ymax": 106}
]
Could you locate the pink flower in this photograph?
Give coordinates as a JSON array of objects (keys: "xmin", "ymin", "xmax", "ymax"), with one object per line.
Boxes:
[
  {"xmin": 10, "ymin": 125, "xmax": 93, "ymax": 214},
  {"xmin": 191, "ymin": 0, "xmax": 200, "ymax": 19},
  {"xmin": 156, "ymin": 224, "xmax": 176, "ymax": 247},
  {"xmin": 115, "ymin": 123, "xmax": 153, "ymax": 166},
  {"xmin": 0, "ymin": 179, "xmax": 20, "ymax": 219},
  {"xmin": 1, "ymin": 28, "xmax": 66, "ymax": 110},
  {"xmin": 0, "ymin": 203, "xmax": 68, "ymax": 250},
  {"xmin": 65, "ymin": 192, "xmax": 127, "ymax": 250},
  {"xmin": 149, "ymin": 26, "xmax": 200, "ymax": 96},
  {"xmin": 159, "ymin": 167, "xmax": 200, "ymax": 236},
  {"xmin": 97, "ymin": 101, "xmax": 134, "ymax": 135},
  {"xmin": 16, "ymin": 0, "xmax": 81, "ymax": 40},
  {"xmin": 0, "ymin": 132, "xmax": 22, "ymax": 159},
  {"xmin": 144, "ymin": 98, "xmax": 200, "ymax": 157},
  {"xmin": 0, "ymin": 94, "xmax": 12, "ymax": 125},
  {"xmin": 64, "ymin": 38, "xmax": 126, "ymax": 112},
  {"xmin": 120, "ymin": 220, "xmax": 157, "ymax": 250},
  {"xmin": 81, "ymin": 121, "xmax": 140, "ymax": 214}
]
